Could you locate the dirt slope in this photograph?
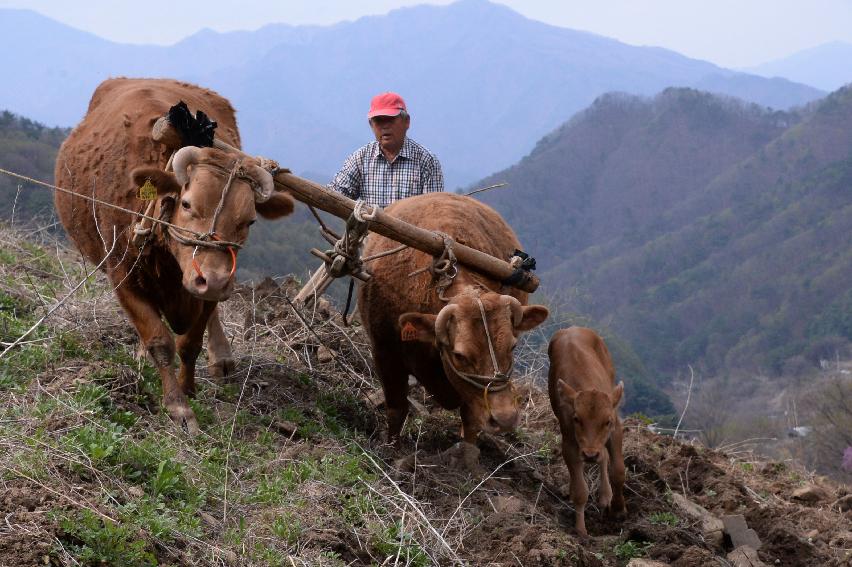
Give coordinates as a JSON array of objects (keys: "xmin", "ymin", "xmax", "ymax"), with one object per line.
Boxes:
[{"xmin": 0, "ymin": 227, "xmax": 848, "ymax": 566}]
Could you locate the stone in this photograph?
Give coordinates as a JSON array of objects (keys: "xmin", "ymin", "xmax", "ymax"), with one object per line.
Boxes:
[
  {"xmin": 832, "ymin": 493, "xmax": 852, "ymax": 512},
  {"xmin": 316, "ymin": 344, "xmax": 335, "ymax": 363},
  {"xmin": 727, "ymin": 546, "xmax": 769, "ymax": 567},
  {"xmin": 828, "ymin": 531, "xmax": 852, "ymax": 549},
  {"xmin": 670, "ymin": 492, "xmax": 725, "ymax": 549},
  {"xmin": 442, "ymin": 441, "xmax": 481, "ymax": 472},
  {"xmin": 272, "ymin": 420, "xmax": 298, "ymax": 436},
  {"xmin": 199, "ymin": 511, "xmax": 221, "ymax": 528},
  {"xmin": 491, "ymin": 495, "xmax": 525, "ymax": 515},
  {"xmin": 722, "ymin": 514, "xmax": 762, "ymax": 550},
  {"xmin": 626, "ymin": 560, "xmax": 670, "ymax": 567},
  {"xmin": 791, "ymin": 484, "xmax": 829, "ymax": 503}
]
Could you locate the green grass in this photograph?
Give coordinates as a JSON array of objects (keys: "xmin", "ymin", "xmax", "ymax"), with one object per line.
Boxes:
[
  {"xmin": 648, "ymin": 511, "xmax": 679, "ymax": 526},
  {"xmin": 372, "ymin": 520, "xmax": 431, "ymax": 567},
  {"xmin": 0, "ymin": 236, "xmax": 439, "ymax": 566}
]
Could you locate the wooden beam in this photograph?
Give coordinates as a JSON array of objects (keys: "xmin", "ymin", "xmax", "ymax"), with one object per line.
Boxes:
[{"xmin": 152, "ymin": 117, "xmax": 540, "ymax": 293}]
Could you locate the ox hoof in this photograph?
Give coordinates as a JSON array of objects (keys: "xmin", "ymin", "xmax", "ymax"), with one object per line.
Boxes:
[
  {"xmin": 607, "ymin": 501, "xmax": 627, "ymax": 520},
  {"xmin": 208, "ymin": 357, "xmax": 236, "ymax": 381},
  {"xmin": 165, "ymin": 400, "xmax": 200, "ymax": 436}
]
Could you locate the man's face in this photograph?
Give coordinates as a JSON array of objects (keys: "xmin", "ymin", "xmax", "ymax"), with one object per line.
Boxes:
[{"xmin": 370, "ymin": 113, "xmax": 410, "ymax": 154}]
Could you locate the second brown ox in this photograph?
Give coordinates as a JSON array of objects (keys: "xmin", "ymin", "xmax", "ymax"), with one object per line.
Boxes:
[
  {"xmin": 54, "ymin": 78, "xmax": 294, "ymax": 433},
  {"xmin": 548, "ymin": 326, "xmax": 627, "ymax": 536},
  {"xmin": 359, "ymin": 193, "xmax": 549, "ymax": 456}
]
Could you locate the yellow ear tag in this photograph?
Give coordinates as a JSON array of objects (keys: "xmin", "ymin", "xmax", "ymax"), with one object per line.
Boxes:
[
  {"xmin": 401, "ymin": 321, "xmax": 418, "ymax": 342},
  {"xmin": 138, "ymin": 178, "xmax": 158, "ymax": 201}
]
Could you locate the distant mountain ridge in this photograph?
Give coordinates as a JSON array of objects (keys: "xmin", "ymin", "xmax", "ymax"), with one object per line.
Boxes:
[
  {"xmin": 746, "ymin": 41, "xmax": 852, "ymax": 92},
  {"xmin": 0, "ymin": 0, "xmax": 825, "ymax": 187},
  {"xmin": 475, "ymin": 85, "xmax": 852, "ymax": 383}
]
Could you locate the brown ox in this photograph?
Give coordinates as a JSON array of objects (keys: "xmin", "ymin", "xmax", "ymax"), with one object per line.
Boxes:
[
  {"xmin": 359, "ymin": 193, "xmax": 549, "ymax": 456},
  {"xmin": 548, "ymin": 327, "xmax": 626, "ymax": 536},
  {"xmin": 54, "ymin": 78, "xmax": 293, "ymax": 433}
]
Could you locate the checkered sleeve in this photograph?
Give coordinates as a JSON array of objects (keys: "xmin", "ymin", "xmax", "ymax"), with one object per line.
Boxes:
[
  {"xmin": 422, "ymin": 153, "xmax": 444, "ymax": 193},
  {"xmin": 328, "ymin": 149, "xmax": 363, "ymax": 200}
]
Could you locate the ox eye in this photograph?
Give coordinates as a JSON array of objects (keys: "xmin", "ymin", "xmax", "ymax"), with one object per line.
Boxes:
[
  {"xmin": 181, "ymin": 200, "xmax": 191, "ymax": 210},
  {"xmin": 573, "ymin": 415, "xmax": 580, "ymax": 424},
  {"xmin": 248, "ymin": 219, "xmax": 256, "ymax": 226},
  {"xmin": 452, "ymin": 351, "xmax": 469, "ymax": 365}
]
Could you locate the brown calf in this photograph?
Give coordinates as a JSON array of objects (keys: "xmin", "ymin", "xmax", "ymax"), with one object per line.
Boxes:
[{"xmin": 548, "ymin": 327, "xmax": 626, "ymax": 536}]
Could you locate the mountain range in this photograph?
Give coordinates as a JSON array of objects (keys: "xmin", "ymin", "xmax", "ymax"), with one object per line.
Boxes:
[
  {"xmin": 0, "ymin": 0, "xmax": 826, "ymax": 188},
  {"xmin": 476, "ymin": 86, "xmax": 852, "ymax": 383}
]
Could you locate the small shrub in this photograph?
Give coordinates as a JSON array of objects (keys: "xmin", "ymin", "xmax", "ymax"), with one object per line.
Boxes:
[
  {"xmin": 270, "ymin": 513, "xmax": 302, "ymax": 546},
  {"xmin": 62, "ymin": 423, "xmax": 126, "ymax": 466},
  {"xmin": 613, "ymin": 539, "xmax": 652, "ymax": 560},
  {"xmin": 58, "ymin": 509, "xmax": 156, "ymax": 567}
]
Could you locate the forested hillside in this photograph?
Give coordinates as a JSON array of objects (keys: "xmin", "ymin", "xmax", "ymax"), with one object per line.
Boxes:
[
  {"xmin": 477, "ymin": 86, "xmax": 852, "ymax": 383},
  {"xmin": 0, "ymin": 111, "xmax": 69, "ymax": 220}
]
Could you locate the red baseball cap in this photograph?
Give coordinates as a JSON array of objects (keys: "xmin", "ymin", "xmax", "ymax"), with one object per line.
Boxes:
[{"xmin": 368, "ymin": 92, "xmax": 407, "ymax": 119}]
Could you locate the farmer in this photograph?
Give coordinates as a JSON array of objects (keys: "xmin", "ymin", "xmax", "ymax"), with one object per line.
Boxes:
[{"xmin": 328, "ymin": 92, "xmax": 444, "ymax": 207}]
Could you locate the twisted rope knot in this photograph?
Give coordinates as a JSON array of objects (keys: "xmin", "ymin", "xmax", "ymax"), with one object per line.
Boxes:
[
  {"xmin": 353, "ymin": 200, "xmax": 378, "ymax": 222},
  {"xmin": 407, "ymin": 232, "xmax": 459, "ymax": 301}
]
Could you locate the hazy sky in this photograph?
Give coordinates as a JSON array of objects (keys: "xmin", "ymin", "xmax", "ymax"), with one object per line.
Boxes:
[{"xmin": 2, "ymin": 0, "xmax": 851, "ymax": 68}]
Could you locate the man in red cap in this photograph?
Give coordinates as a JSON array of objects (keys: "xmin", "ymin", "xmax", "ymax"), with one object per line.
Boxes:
[{"xmin": 328, "ymin": 92, "xmax": 444, "ymax": 207}]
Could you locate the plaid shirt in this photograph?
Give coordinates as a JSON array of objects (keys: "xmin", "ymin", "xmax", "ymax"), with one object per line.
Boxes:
[{"xmin": 328, "ymin": 137, "xmax": 444, "ymax": 207}]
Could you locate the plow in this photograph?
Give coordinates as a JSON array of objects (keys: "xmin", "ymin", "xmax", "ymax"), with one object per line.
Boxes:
[{"xmin": 151, "ymin": 112, "xmax": 540, "ymax": 302}]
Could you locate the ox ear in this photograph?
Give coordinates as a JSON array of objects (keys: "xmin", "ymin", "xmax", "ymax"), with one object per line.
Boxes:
[
  {"xmin": 398, "ymin": 313, "xmax": 438, "ymax": 343},
  {"xmin": 611, "ymin": 381, "xmax": 624, "ymax": 409},
  {"xmin": 514, "ymin": 305, "xmax": 549, "ymax": 332},
  {"xmin": 130, "ymin": 168, "xmax": 181, "ymax": 196},
  {"xmin": 557, "ymin": 379, "xmax": 578, "ymax": 408},
  {"xmin": 255, "ymin": 190, "xmax": 295, "ymax": 220}
]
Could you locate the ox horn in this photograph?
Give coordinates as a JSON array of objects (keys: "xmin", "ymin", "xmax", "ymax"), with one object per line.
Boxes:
[
  {"xmin": 243, "ymin": 163, "xmax": 275, "ymax": 203},
  {"xmin": 501, "ymin": 295, "xmax": 524, "ymax": 327},
  {"xmin": 172, "ymin": 146, "xmax": 202, "ymax": 186},
  {"xmin": 435, "ymin": 304, "xmax": 457, "ymax": 346}
]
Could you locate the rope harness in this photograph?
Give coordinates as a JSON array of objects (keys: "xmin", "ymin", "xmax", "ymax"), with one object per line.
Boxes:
[
  {"xmin": 0, "ymin": 167, "xmax": 211, "ymax": 243},
  {"xmin": 439, "ymin": 297, "xmax": 514, "ymax": 414},
  {"xmin": 166, "ymin": 160, "xmax": 250, "ymax": 281}
]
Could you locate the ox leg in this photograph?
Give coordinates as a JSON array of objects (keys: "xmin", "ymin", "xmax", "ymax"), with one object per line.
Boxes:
[
  {"xmin": 377, "ymin": 359, "xmax": 409, "ymax": 445},
  {"xmin": 607, "ymin": 424, "xmax": 627, "ymax": 517},
  {"xmin": 115, "ymin": 288, "xmax": 199, "ymax": 435},
  {"xmin": 598, "ymin": 451, "xmax": 613, "ymax": 512},
  {"xmin": 206, "ymin": 304, "xmax": 235, "ymax": 381},
  {"xmin": 176, "ymin": 301, "xmax": 217, "ymax": 398},
  {"xmin": 459, "ymin": 404, "xmax": 483, "ymax": 445},
  {"xmin": 563, "ymin": 441, "xmax": 589, "ymax": 537}
]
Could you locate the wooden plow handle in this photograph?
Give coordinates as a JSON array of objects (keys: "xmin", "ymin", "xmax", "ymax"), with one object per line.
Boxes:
[{"xmin": 152, "ymin": 117, "xmax": 540, "ymax": 293}]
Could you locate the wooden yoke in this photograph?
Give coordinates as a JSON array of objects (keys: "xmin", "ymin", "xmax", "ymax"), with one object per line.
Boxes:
[{"xmin": 152, "ymin": 117, "xmax": 540, "ymax": 294}]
